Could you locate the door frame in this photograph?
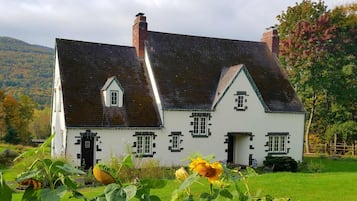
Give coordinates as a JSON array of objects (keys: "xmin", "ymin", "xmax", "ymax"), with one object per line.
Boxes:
[
  {"xmin": 227, "ymin": 132, "xmax": 252, "ymax": 166},
  {"xmin": 80, "ymin": 130, "xmax": 97, "ymax": 170}
]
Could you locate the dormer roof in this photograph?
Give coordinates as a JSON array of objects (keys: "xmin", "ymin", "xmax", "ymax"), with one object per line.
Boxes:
[{"xmin": 101, "ymin": 76, "xmax": 123, "ymax": 91}]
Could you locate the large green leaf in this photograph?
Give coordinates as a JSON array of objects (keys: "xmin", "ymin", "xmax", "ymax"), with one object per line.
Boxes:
[
  {"xmin": 219, "ymin": 189, "xmax": 233, "ymax": 199},
  {"xmin": 0, "ymin": 172, "xmax": 13, "ymax": 201},
  {"xmin": 123, "ymin": 185, "xmax": 137, "ymax": 200},
  {"xmin": 63, "ymin": 176, "xmax": 78, "ymax": 190},
  {"xmin": 56, "ymin": 163, "xmax": 85, "ymax": 175},
  {"xmin": 22, "ymin": 188, "xmax": 42, "ymax": 201},
  {"xmin": 104, "ymin": 183, "xmax": 126, "ymax": 201},
  {"xmin": 40, "ymin": 186, "xmax": 67, "ymax": 201},
  {"xmin": 15, "ymin": 169, "xmax": 41, "ymax": 183}
]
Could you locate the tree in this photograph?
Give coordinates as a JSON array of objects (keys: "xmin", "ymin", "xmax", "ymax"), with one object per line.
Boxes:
[
  {"xmin": 17, "ymin": 95, "xmax": 37, "ymax": 144},
  {"xmin": 277, "ymin": 1, "xmax": 357, "ymax": 153},
  {"xmin": 0, "ymin": 90, "xmax": 5, "ymax": 139},
  {"xmin": 277, "ymin": 0, "xmax": 327, "ymax": 42},
  {"xmin": 4, "ymin": 124, "xmax": 20, "ymax": 144},
  {"xmin": 3, "ymin": 95, "xmax": 21, "ymax": 144},
  {"xmin": 2, "ymin": 93, "xmax": 37, "ymax": 144},
  {"xmin": 325, "ymin": 121, "xmax": 357, "ymax": 144},
  {"xmin": 29, "ymin": 106, "xmax": 51, "ymax": 139}
]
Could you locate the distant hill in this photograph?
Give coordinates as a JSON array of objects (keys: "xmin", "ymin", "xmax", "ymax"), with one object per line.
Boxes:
[{"xmin": 0, "ymin": 36, "xmax": 54, "ymax": 108}]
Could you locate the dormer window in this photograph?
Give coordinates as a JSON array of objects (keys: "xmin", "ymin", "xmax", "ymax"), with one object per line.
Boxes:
[
  {"xmin": 110, "ymin": 90, "xmax": 119, "ymax": 106},
  {"xmin": 101, "ymin": 76, "xmax": 124, "ymax": 107}
]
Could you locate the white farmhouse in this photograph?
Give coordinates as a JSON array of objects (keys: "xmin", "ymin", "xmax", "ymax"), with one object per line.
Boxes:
[{"xmin": 51, "ymin": 14, "xmax": 305, "ymax": 169}]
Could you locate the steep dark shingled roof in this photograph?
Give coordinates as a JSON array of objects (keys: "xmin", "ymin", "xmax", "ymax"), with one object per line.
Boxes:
[
  {"xmin": 56, "ymin": 39, "xmax": 161, "ymax": 127},
  {"xmin": 145, "ymin": 31, "xmax": 304, "ymax": 112}
]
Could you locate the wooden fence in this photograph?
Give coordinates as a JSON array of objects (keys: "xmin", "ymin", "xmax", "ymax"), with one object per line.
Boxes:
[{"xmin": 309, "ymin": 142, "xmax": 357, "ymax": 155}]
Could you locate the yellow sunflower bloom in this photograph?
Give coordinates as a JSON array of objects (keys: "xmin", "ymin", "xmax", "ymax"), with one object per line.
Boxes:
[
  {"xmin": 189, "ymin": 157, "xmax": 210, "ymax": 177},
  {"xmin": 206, "ymin": 162, "xmax": 223, "ymax": 183},
  {"xmin": 189, "ymin": 157, "xmax": 223, "ymax": 183}
]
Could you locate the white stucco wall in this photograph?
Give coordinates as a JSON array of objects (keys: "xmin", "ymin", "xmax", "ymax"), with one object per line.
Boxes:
[
  {"xmin": 211, "ymin": 67, "xmax": 305, "ymax": 166},
  {"xmin": 62, "ymin": 66, "xmax": 304, "ymax": 168}
]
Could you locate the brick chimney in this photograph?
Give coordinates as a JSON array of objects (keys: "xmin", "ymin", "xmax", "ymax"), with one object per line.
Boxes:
[
  {"xmin": 261, "ymin": 27, "xmax": 279, "ymax": 56},
  {"xmin": 132, "ymin": 13, "xmax": 147, "ymax": 59}
]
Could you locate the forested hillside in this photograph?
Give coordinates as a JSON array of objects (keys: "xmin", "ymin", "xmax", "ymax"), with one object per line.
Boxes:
[{"xmin": 0, "ymin": 37, "xmax": 54, "ymax": 108}]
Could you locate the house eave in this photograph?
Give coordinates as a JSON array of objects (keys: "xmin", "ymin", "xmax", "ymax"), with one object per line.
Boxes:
[
  {"xmin": 66, "ymin": 126, "xmax": 163, "ymax": 130},
  {"xmin": 164, "ymin": 108, "xmax": 213, "ymax": 112},
  {"xmin": 264, "ymin": 109, "xmax": 306, "ymax": 114}
]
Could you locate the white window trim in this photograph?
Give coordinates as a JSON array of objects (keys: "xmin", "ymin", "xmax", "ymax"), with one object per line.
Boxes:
[
  {"xmin": 268, "ymin": 134, "xmax": 288, "ymax": 153},
  {"xmin": 234, "ymin": 91, "xmax": 248, "ymax": 111},
  {"xmin": 236, "ymin": 94, "xmax": 245, "ymax": 109},
  {"xmin": 192, "ymin": 115, "xmax": 208, "ymax": 136},
  {"xmin": 136, "ymin": 132, "xmax": 154, "ymax": 156},
  {"xmin": 172, "ymin": 135, "xmax": 180, "ymax": 150}
]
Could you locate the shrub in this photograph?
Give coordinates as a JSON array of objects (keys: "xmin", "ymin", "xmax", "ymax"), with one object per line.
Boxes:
[{"xmin": 263, "ymin": 156, "xmax": 298, "ymax": 172}]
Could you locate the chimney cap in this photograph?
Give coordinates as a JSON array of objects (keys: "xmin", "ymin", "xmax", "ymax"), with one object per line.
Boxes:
[
  {"xmin": 265, "ymin": 26, "xmax": 277, "ymax": 30},
  {"xmin": 136, "ymin": 12, "xmax": 145, "ymax": 17}
]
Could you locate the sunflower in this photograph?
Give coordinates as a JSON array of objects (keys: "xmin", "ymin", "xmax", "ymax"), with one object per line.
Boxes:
[
  {"xmin": 189, "ymin": 157, "xmax": 223, "ymax": 183},
  {"xmin": 93, "ymin": 164, "xmax": 116, "ymax": 185}
]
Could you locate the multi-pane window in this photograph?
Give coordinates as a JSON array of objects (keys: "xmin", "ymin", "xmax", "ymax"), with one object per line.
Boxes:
[
  {"xmin": 237, "ymin": 95, "xmax": 244, "ymax": 109},
  {"xmin": 111, "ymin": 90, "xmax": 118, "ymax": 106},
  {"xmin": 268, "ymin": 134, "xmax": 287, "ymax": 153},
  {"xmin": 193, "ymin": 116, "xmax": 208, "ymax": 135},
  {"xmin": 136, "ymin": 132, "xmax": 153, "ymax": 156},
  {"xmin": 172, "ymin": 135, "xmax": 179, "ymax": 150},
  {"xmin": 234, "ymin": 91, "xmax": 247, "ymax": 111},
  {"xmin": 191, "ymin": 113, "xmax": 210, "ymax": 137},
  {"xmin": 169, "ymin": 132, "xmax": 182, "ymax": 152}
]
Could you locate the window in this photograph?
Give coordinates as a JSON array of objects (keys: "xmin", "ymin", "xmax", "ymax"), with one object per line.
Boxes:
[
  {"xmin": 268, "ymin": 134, "xmax": 287, "ymax": 153},
  {"xmin": 169, "ymin": 132, "xmax": 183, "ymax": 152},
  {"xmin": 111, "ymin": 90, "xmax": 118, "ymax": 106},
  {"xmin": 172, "ymin": 135, "xmax": 179, "ymax": 150},
  {"xmin": 135, "ymin": 132, "xmax": 154, "ymax": 157},
  {"xmin": 190, "ymin": 113, "xmax": 210, "ymax": 137},
  {"xmin": 234, "ymin": 91, "xmax": 247, "ymax": 111},
  {"xmin": 237, "ymin": 95, "xmax": 244, "ymax": 109},
  {"xmin": 194, "ymin": 116, "xmax": 207, "ymax": 135}
]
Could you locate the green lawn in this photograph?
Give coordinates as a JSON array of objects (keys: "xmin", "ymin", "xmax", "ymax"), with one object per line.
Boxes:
[{"xmin": 5, "ymin": 156, "xmax": 357, "ymax": 201}]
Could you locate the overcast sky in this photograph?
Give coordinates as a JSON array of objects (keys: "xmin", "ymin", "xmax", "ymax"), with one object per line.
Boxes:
[{"xmin": 0, "ymin": 0, "xmax": 354, "ymax": 48}]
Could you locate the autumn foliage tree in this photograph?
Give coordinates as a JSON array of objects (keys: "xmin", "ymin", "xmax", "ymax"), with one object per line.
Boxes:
[
  {"xmin": 277, "ymin": 0, "xmax": 356, "ymax": 153},
  {"xmin": 0, "ymin": 91, "xmax": 37, "ymax": 144}
]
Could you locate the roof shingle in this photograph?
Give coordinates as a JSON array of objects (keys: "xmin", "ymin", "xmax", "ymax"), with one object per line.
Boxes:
[
  {"xmin": 56, "ymin": 39, "xmax": 161, "ymax": 127},
  {"xmin": 145, "ymin": 31, "xmax": 304, "ymax": 112}
]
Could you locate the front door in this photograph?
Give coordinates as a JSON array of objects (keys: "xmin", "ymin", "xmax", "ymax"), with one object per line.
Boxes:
[
  {"xmin": 227, "ymin": 132, "xmax": 251, "ymax": 166},
  {"xmin": 80, "ymin": 130, "xmax": 96, "ymax": 170}
]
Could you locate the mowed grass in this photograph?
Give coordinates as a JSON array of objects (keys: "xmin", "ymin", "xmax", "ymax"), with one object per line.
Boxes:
[{"xmin": 7, "ymin": 156, "xmax": 357, "ymax": 201}]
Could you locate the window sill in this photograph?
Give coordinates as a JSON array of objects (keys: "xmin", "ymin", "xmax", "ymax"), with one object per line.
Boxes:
[
  {"xmin": 191, "ymin": 134, "xmax": 209, "ymax": 138},
  {"xmin": 268, "ymin": 152, "xmax": 287, "ymax": 155}
]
